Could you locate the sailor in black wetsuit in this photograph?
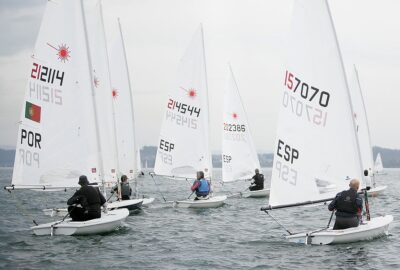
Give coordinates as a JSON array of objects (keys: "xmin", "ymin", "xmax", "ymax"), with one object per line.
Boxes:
[
  {"xmin": 328, "ymin": 179, "xmax": 363, "ymax": 230},
  {"xmin": 249, "ymin": 169, "xmax": 264, "ymax": 191},
  {"xmin": 67, "ymin": 175, "xmax": 107, "ymax": 221}
]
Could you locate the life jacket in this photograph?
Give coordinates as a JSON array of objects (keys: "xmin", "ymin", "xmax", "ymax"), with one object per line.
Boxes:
[
  {"xmin": 120, "ymin": 182, "xmax": 131, "ymax": 197},
  {"xmin": 197, "ymin": 179, "xmax": 210, "ymax": 194},
  {"xmin": 254, "ymin": 174, "xmax": 264, "ymax": 187},
  {"xmin": 335, "ymin": 189, "xmax": 359, "ymax": 215}
]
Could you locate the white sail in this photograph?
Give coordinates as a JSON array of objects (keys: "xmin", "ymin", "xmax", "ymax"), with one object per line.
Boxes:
[
  {"xmin": 136, "ymin": 149, "xmax": 142, "ymax": 174},
  {"xmin": 348, "ymin": 65, "xmax": 374, "ymax": 185},
  {"xmin": 222, "ymin": 65, "xmax": 260, "ymax": 182},
  {"xmin": 12, "ymin": 0, "xmax": 100, "ymax": 188},
  {"xmin": 107, "ymin": 19, "xmax": 137, "ymax": 180},
  {"xmin": 154, "ymin": 26, "xmax": 212, "ymax": 179},
  {"xmin": 269, "ymin": 0, "xmax": 363, "ymax": 207},
  {"xmin": 374, "ymin": 153, "xmax": 384, "ymax": 173},
  {"xmin": 84, "ymin": 0, "xmax": 118, "ymax": 185}
]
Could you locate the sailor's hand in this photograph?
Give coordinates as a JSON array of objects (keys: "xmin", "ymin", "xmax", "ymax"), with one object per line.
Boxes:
[{"xmin": 102, "ymin": 203, "xmax": 108, "ymax": 213}]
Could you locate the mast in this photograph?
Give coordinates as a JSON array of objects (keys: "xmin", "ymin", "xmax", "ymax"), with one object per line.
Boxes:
[
  {"xmin": 118, "ymin": 18, "xmax": 139, "ymax": 196},
  {"xmin": 79, "ymin": 0, "xmax": 106, "ymax": 191},
  {"xmin": 354, "ymin": 65, "xmax": 375, "ymax": 186},
  {"xmin": 200, "ymin": 24, "xmax": 213, "ymax": 181},
  {"xmin": 325, "ymin": 0, "xmax": 366, "ymax": 187},
  {"xmin": 97, "ymin": 1, "xmax": 121, "ymax": 188}
]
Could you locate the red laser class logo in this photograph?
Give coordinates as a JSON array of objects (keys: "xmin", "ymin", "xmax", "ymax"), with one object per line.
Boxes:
[
  {"xmin": 93, "ymin": 76, "xmax": 100, "ymax": 88},
  {"xmin": 112, "ymin": 88, "xmax": 119, "ymax": 98},
  {"xmin": 180, "ymin": 87, "xmax": 197, "ymax": 98},
  {"xmin": 47, "ymin": 43, "xmax": 71, "ymax": 62}
]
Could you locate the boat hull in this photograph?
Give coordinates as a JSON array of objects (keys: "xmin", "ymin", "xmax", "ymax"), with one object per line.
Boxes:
[
  {"xmin": 43, "ymin": 198, "xmax": 146, "ymax": 217},
  {"xmin": 368, "ymin": 185, "xmax": 387, "ymax": 196},
  {"xmin": 174, "ymin": 195, "xmax": 227, "ymax": 208},
  {"xmin": 142, "ymin": 197, "xmax": 155, "ymax": 205},
  {"xmin": 31, "ymin": 208, "xmax": 129, "ymax": 236},
  {"xmin": 241, "ymin": 188, "xmax": 270, "ymax": 198},
  {"xmin": 108, "ymin": 198, "xmax": 143, "ymax": 211},
  {"xmin": 286, "ymin": 215, "xmax": 393, "ymax": 245}
]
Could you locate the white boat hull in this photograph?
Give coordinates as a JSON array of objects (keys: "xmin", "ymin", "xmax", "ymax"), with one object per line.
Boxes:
[
  {"xmin": 241, "ymin": 188, "xmax": 270, "ymax": 198},
  {"xmin": 286, "ymin": 215, "xmax": 393, "ymax": 245},
  {"xmin": 31, "ymin": 208, "xmax": 129, "ymax": 236},
  {"xmin": 108, "ymin": 198, "xmax": 143, "ymax": 211},
  {"xmin": 142, "ymin": 197, "xmax": 155, "ymax": 205},
  {"xmin": 368, "ymin": 185, "xmax": 387, "ymax": 196},
  {"xmin": 43, "ymin": 198, "xmax": 146, "ymax": 217},
  {"xmin": 174, "ymin": 195, "xmax": 227, "ymax": 208}
]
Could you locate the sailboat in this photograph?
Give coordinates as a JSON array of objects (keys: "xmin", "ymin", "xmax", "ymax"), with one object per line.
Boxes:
[
  {"xmin": 374, "ymin": 153, "xmax": 387, "ymax": 175},
  {"xmin": 136, "ymin": 149, "xmax": 145, "ymax": 178},
  {"xmin": 222, "ymin": 65, "xmax": 268, "ymax": 198},
  {"xmin": 261, "ymin": 0, "xmax": 392, "ymax": 245},
  {"xmin": 153, "ymin": 25, "xmax": 226, "ymax": 208},
  {"xmin": 107, "ymin": 18, "xmax": 154, "ymax": 206},
  {"xmin": 349, "ymin": 66, "xmax": 387, "ymax": 195},
  {"xmin": 42, "ymin": 1, "xmax": 145, "ymax": 215},
  {"xmin": 6, "ymin": 0, "xmax": 128, "ymax": 236}
]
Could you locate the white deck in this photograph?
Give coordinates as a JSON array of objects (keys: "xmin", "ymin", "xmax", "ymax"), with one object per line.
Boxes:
[
  {"xmin": 31, "ymin": 208, "xmax": 129, "ymax": 236},
  {"xmin": 286, "ymin": 215, "xmax": 393, "ymax": 245},
  {"xmin": 174, "ymin": 195, "xmax": 227, "ymax": 208},
  {"xmin": 241, "ymin": 188, "xmax": 270, "ymax": 198}
]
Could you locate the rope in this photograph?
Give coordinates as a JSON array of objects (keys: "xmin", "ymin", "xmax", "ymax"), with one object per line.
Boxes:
[
  {"xmin": 263, "ymin": 210, "xmax": 293, "ymax": 235},
  {"xmin": 149, "ymin": 173, "xmax": 167, "ymax": 202}
]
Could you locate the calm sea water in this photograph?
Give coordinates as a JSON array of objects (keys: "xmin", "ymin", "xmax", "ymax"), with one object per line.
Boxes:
[{"xmin": 0, "ymin": 167, "xmax": 399, "ymax": 270}]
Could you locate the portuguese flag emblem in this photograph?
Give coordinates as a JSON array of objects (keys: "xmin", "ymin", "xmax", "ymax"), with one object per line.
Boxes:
[{"xmin": 25, "ymin": 101, "xmax": 41, "ymax": 123}]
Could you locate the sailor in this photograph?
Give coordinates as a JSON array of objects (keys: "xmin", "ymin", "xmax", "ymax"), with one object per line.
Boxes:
[
  {"xmin": 249, "ymin": 169, "xmax": 264, "ymax": 191},
  {"xmin": 111, "ymin": 175, "xmax": 132, "ymax": 200},
  {"xmin": 191, "ymin": 171, "xmax": 210, "ymax": 200},
  {"xmin": 67, "ymin": 175, "xmax": 107, "ymax": 221},
  {"xmin": 328, "ymin": 179, "xmax": 363, "ymax": 230}
]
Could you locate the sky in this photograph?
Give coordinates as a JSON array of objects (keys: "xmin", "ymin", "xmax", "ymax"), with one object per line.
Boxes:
[{"xmin": 0, "ymin": 0, "xmax": 399, "ymax": 152}]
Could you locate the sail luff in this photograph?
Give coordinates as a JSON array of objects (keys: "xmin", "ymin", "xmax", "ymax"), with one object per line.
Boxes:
[{"xmin": 325, "ymin": 0, "xmax": 366, "ymax": 187}]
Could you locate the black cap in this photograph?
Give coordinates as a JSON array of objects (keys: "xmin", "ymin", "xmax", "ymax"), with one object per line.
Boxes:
[{"xmin": 78, "ymin": 175, "xmax": 89, "ymax": 186}]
